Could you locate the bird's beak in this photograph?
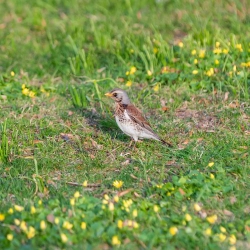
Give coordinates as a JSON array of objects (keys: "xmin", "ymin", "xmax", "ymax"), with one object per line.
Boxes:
[{"xmin": 105, "ymin": 92, "xmax": 112, "ymax": 97}]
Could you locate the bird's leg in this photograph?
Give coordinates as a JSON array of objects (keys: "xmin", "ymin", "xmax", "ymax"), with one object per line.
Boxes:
[{"xmin": 128, "ymin": 138, "xmax": 135, "ymax": 148}]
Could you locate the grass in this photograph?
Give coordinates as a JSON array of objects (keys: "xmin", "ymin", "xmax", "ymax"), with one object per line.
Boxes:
[{"xmin": 0, "ymin": 0, "xmax": 250, "ymax": 249}]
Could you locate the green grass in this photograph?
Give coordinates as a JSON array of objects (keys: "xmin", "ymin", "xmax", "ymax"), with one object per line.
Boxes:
[{"xmin": 0, "ymin": 0, "xmax": 250, "ymax": 249}]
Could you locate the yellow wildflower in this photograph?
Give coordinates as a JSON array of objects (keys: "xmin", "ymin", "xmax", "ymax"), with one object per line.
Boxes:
[
  {"xmin": 229, "ymin": 234, "xmax": 236, "ymax": 245},
  {"xmin": 206, "ymin": 68, "xmax": 214, "ymax": 77},
  {"xmin": 210, "ymin": 173, "xmax": 215, "ymax": 179},
  {"xmin": 229, "ymin": 247, "xmax": 236, "ymax": 250},
  {"xmin": 74, "ymin": 191, "xmax": 80, "ymax": 198},
  {"xmin": 22, "ymin": 88, "xmax": 29, "ymax": 96},
  {"xmin": 153, "ymin": 84, "xmax": 159, "ymax": 92},
  {"xmin": 147, "ymin": 70, "xmax": 153, "ymax": 76},
  {"xmin": 192, "ymin": 70, "xmax": 198, "ymax": 75},
  {"xmin": 178, "ymin": 42, "xmax": 184, "ymax": 48},
  {"xmin": 14, "ymin": 219, "xmax": 20, "ymax": 226},
  {"xmin": 109, "ymin": 202, "xmax": 115, "ymax": 211},
  {"xmin": 22, "ymin": 84, "xmax": 26, "ymax": 89},
  {"xmin": 20, "ymin": 221, "xmax": 28, "ymax": 231},
  {"xmin": 61, "ymin": 233, "xmax": 68, "ymax": 243},
  {"xmin": 26, "ymin": 226, "xmax": 36, "ymax": 239},
  {"xmin": 40, "ymin": 220, "xmax": 46, "ymax": 230},
  {"xmin": 169, "ymin": 226, "xmax": 178, "ymax": 236},
  {"xmin": 233, "ymin": 65, "xmax": 237, "ymax": 72},
  {"xmin": 7, "ymin": 234, "xmax": 13, "ymax": 241},
  {"xmin": 104, "ymin": 194, "xmax": 110, "ymax": 200},
  {"xmin": 191, "ymin": 49, "xmax": 196, "ymax": 55},
  {"xmin": 215, "ymin": 59, "xmax": 220, "ymax": 65},
  {"xmin": 223, "ymin": 48, "xmax": 229, "ymax": 54},
  {"xmin": 133, "ymin": 222, "xmax": 139, "ymax": 229},
  {"xmin": 205, "ymin": 227, "xmax": 212, "ymax": 236},
  {"xmin": 132, "ymin": 209, "xmax": 138, "ymax": 218},
  {"xmin": 235, "ymin": 44, "xmax": 243, "ymax": 52},
  {"xmin": 63, "ymin": 221, "xmax": 73, "ymax": 230},
  {"xmin": 14, "ymin": 205, "xmax": 24, "ymax": 212},
  {"xmin": 130, "ymin": 49, "xmax": 134, "ymax": 54},
  {"xmin": 29, "ymin": 91, "xmax": 35, "ymax": 98},
  {"xmin": 126, "ymin": 71, "xmax": 130, "ymax": 76},
  {"xmin": 153, "ymin": 205, "xmax": 159, "ymax": 213},
  {"xmin": 0, "ymin": 214, "xmax": 5, "ymax": 221},
  {"xmin": 215, "ymin": 42, "xmax": 220, "ymax": 48},
  {"xmin": 54, "ymin": 217, "xmax": 59, "ymax": 225},
  {"xmin": 185, "ymin": 214, "xmax": 192, "ymax": 222},
  {"xmin": 207, "ymin": 214, "xmax": 217, "ymax": 224},
  {"xmin": 70, "ymin": 198, "xmax": 75, "ymax": 206},
  {"xmin": 81, "ymin": 222, "xmax": 86, "ymax": 230},
  {"xmin": 82, "ymin": 180, "xmax": 88, "ymax": 187},
  {"xmin": 129, "ymin": 66, "xmax": 137, "ymax": 75},
  {"xmin": 8, "ymin": 208, "xmax": 14, "ymax": 214},
  {"xmin": 213, "ymin": 48, "xmax": 222, "ymax": 54},
  {"xmin": 30, "ymin": 206, "xmax": 36, "ymax": 214},
  {"xmin": 102, "ymin": 199, "xmax": 108, "ymax": 205},
  {"xmin": 199, "ymin": 50, "xmax": 206, "ymax": 58},
  {"xmin": 117, "ymin": 220, "xmax": 123, "ymax": 229},
  {"xmin": 11, "ymin": 71, "xmax": 15, "ymax": 76},
  {"xmin": 194, "ymin": 203, "xmax": 201, "ymax": 212},
  {"xmin": 220, "ymin": 226, "xmax": 226, "ymax": 233},
  {"xmin": 219, "ymin": 233, "xmax": 226, "ymax": 242},
  {"xmin": 126, "ymin": 80, "xmax": 132, "ymax": 87},
  {"xmin": 112, "ymin": 235, "xmax": 121, "ymax": 245},
  {"xmin": 194, "ymin": 59, "xmax": 198, "ymax": 64},
  {"xmin": 153, "ymin": 47, "xmax": 158, "ymax": 54},
  {"xmin": 208, "ymin": 162, "xmax": 214, "ymax": 167},
  {"xmin": 114, "ymin": 195, "xmax": 119, "ymax": 203},
  {"xmin": 113, "ymin": 180, "xmax": 123, "ymax": 189}
]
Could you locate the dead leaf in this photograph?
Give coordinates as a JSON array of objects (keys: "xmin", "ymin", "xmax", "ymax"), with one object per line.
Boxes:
[
  {"xmin": 224, "ymin": 92, "xmax": 229, "ymax": 101},
  {"xmin": 68, "ymin": 111, "xmax": 73, "ymax": 116},
  {"xmin": 134, "ymin": 192, "xmax": 141, "ymax": 198},
  {"xmin": 47, "ymin": 214, "xmax": 55, "ymax": 223},
  {"xmin": 130, "ymin": 174, "xmax": 138, "ymax": 180},
  {"xmin": 230, "ymin": 196, "xmax": 237, "ymax": 204},
  {"xmin": 162, "ymin": 106, "xmax": 169, "ymax": 112},
  {"xmin": 121, "ymin": 159, "xmax": 131, "ymax": 166},
  {"xmin": 33, "ymin": 140, "xmax": 43, "ymax": 144},
  {"xmin": 228, "ymin": 100, "xmax": 240, "ymax": 108},
  {"xmin": 223, "ymin": 209, "xmax": 234, "ymax": 217},
  {"xmin": 179, "ymin": 188, "xmax": 185, "ymax": 196},
  {"xmin": 117, "ymin": 188, "xmax": 133, "ymax": 197}
]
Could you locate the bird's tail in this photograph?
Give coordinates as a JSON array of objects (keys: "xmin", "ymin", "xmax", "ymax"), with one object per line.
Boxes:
[{"xmin": 160, "ymin": 139, "xmax": 173, "ymax": 147}]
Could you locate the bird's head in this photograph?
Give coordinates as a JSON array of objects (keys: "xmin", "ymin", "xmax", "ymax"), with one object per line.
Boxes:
[{"xmin": 105, "ymin": 88, "xmax": 131, "ymax": 105}]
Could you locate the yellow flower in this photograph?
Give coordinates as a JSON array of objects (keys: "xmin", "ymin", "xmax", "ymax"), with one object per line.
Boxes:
[
  {"xmin": 61, "ymin": 233, "xmax": 68, "ymax": 243},
  {"xmin": 241, "ymin": 62, "xmax": 247, "ymax": 67},
  {"xmin": 130, "ymin": 49, "xmax": 134, "ymax": 54},
  {"xmin": 205, "ymin": 227, "xmax": 212, "ymax": 236},
  {"xmin": 20, "ymin": 221, "xmax": 28, "ymax": 232},
  {"xmin": 133, "ymin": 222, "xmax": 139, "ymax": 229},
  {"xmin": 194, "ymin": 203, "xmax": 201, "ymax": 212},
  {"xmin": 185, "ymin": 214, "xmax": 192, "ymax": 222},
  {"xmin": 208, "ymin": 162, "xmax": 214, "ymax": 167},
  {"xmin": 54, "ymin": 217, "xmax": 59, "ymax": 225},
  {"xmin": 117, "ymin": 220, "xmax": 123, "ymax": 229},
  {"xmin": 70, "ymin": 198, "xmax": 75, "ymax": 206},
  {"xmin": 81, "ymin": 222, "xmax": 86, "ymax": 230},
  {"xmin": 178, "ymin": 42, "xmax": 184, "ymax": 48},
  {"xmin": 126, "ymin": 80, "xmax": 132, "ymax": 87},
  {"xmin": 14, "ymin": 219, "xmax": 20, "ymax": 226},
  {"xmin": 153, "ymin": 205, "xmax": 159, "ymax": 213},
  {"xmin": 104, "ymin": 194, "xmax": 110, "ymax": 200},
  {"xmin": 213, "ymin": 48, "xmax": 222, "ymax": 54},
  {"xmin": 215, "ymin": 59, "xmax": 220, "ymax": 65},
  {"xmin": 14, "ymin": 205, "xmax": 24, "ymax": 212},
  {"xmin": 192, "ymin": 70, "xmax": 198, "ymax": 75},
  {"xmin": 153, "ymin": 84, "xmax": 159, "ymax": 92},
  {"xmin": 229, "ymin": 234, "xmax": 236, "ymax": 245},
  {"xmin": 8, "ymin": 208, "xmax": 14, "ymax": 214},
  {"xmin": 22, "ymin": 88, "xmax": 30, "ymax": 96},
  {"xmin": 147, "ymin": 70, "xmax": 153, "ymax": 76},
  {"xmin": 219, "ymin": 233, "xmax": 226, "ymax": 242},
  {"xmin": 215, "ymin": 42, "xmax": 220, "ymax": 48},
  {"xmin": 206, "ymin": 68, "xmax": 214, "ymax": 77},
  {"xmin": 82, "ymin": 180, "xmax": 88, "ymax": 187},
  {"xmin": 153, "ymin": 47, "xmax": 158, "ymax": 54},
  {"xmin": 220, "ymin": 226, "xmax": 226, "ymax": 233},
  {"xmin": 169, "ymin": 226, "xmax": 178, "ymax": 236},
  {"xmin": 109, "ymin": 202, "xmax": 115, "ymax": 211},
  {"xmin": 194, "ymin": 59, "xmax": 198, "ymax": 64},
  {"xmin": 233, "ymin": 65, "xmax": 237, "ymax": 72},
  {"xmin": 40, "ymin": 220, "xmax": 46, "ymax": 230},
  {"xmin": 207, "ymin": 214, "xmax": 217, "ymax": 224},
  {"xmin": 129, "ymin": 66, "xmax": 137, "ymax": 75},
  {"xmin": 0, "ymin": 214, "xmax": 5, "ymax": 221},
  {"xmin": 29, "ymin": 91, "xmax": 35, "ymax": 98},
  {"xmin": 199, "ymin": 50, "xmax": 206, "ymax": 58},
  {"xmin": 22, "ymin": 84, "xmax": 26, "ymax": 89},
  {"xmin": 38, "ymin": 200, "xmax": 42, "ymax": 205},
  {"xmin": 30, "ymin": 206, "xmax": 36, "ymax": 214},
  {"xmin": 223, "ymin": 49, "xmax": 229, "ymax": 54},
  {"xmin": 11, "ymin": 71, "xmax": 15, "ymax": 76},
  {"xmin": 113, "ymin": 180, "xmax": 123, "ymax": 189},
  {"xmin": 112, "ymin": 235, "xmax": 121, "ymax": 245},
  {"xmin": 63, "ymin": 221, "xmax": 73, "ymax": 230},
  {"xmin": 132, "ymin": 209, "xmax": 138, "ymax": 218},
  {"xmin": 74, "ymin": 191, "xmax": 80, "ymax": 198},
  {"xmin": 235, "ymin": 44, "xmax": 243, "ymax": 52},
  {"xmin": 191, "ymin": 49, "xmax": 196, "ymax": 55},
  {"xmin": 114, "ymin": 195, "xmax": 119, "ymax": 203},
  {"xmin": 26, "ymin": 226, "xmax": 36, "ymax": 239},
  {"xmin": 229, "ymin": 247, "xmax": 236, "ymax": 250},
  {"xmin": 210, "ymin": 173, "xmax": 215, "ymax": 179},
  {"xmin": 7, "ymin": 234, "xmax": 13, "ymax": 241},
  {"xmin": 102, "ymin": 199, "xmax": 108, "ymax": 205},
  {"xmin": 126, "ymin": 71, "xmax": 130, "ymax": 76}
]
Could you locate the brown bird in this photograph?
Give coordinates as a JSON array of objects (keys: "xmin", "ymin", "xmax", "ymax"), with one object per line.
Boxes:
[{"xmin": 105, "ymin": 88, "xmax": 172, "ymax": 146}]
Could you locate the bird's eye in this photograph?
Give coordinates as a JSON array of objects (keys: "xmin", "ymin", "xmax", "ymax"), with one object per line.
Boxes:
[{"xmin": 113, "ymin": 93, "xmax": 117, "ymax": 97}]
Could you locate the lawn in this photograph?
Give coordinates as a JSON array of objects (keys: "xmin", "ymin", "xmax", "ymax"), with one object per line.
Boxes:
[{"xmin": 0, "ymin": 0, "xmax": 250, "ymax": 249}]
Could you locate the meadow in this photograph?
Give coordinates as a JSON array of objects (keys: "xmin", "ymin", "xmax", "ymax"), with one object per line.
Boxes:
[{"xmin": 0, "ymin": 0, "xmax": 250, "ymax": 249}]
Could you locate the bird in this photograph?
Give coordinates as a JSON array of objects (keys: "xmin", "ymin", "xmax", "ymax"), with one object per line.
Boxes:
[{"xmin": 105, "ymin": 88, "xmax": 172, "ymax": 147}]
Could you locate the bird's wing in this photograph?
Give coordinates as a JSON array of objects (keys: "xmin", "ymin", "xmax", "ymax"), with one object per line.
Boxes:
[{"xmin": 125, "ymin": 104, "xmax": 158, "ymax": 136}]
